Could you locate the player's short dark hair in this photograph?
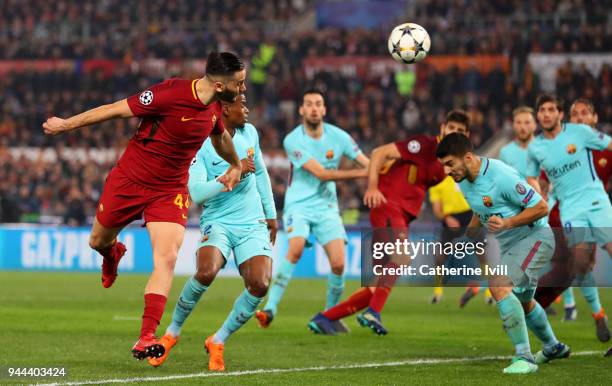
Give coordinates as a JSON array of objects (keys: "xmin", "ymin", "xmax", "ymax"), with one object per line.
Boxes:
[
  {"xmin": 436, "ymin": 132, "xmax": 474, "ymax": 159},
  {"xmin": 302, "ymin": 88, "xmax": 325, "ymax": 104},
  {"xmin": 571, "ymin": 98, "xmax": 595, "ymax": 114},
  {"xmin": 445, "ymin": 109, "xmax": 470, "ymax": 131},
  {"xmin": 535, "ymin": 94, "xmax": 564, "ymax": 112},
  {"xmin": 205, "ymin": 51, "xmax": 244, "ymax": 77}
]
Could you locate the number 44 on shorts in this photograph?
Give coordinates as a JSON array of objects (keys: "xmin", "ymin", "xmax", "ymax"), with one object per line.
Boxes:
[{"xmin": 173, "ymin": 193, "xmax": 190, "ymax": 210}]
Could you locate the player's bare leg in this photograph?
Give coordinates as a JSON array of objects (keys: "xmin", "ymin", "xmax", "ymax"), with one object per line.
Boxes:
[
  {"xmin": 88, "ymin": 218, "xmax": 125, "ymax": 288},
  {"xmin": 133, "ymin": 222, "xmax": 183, "ymax": 360},
  {"xmin": 257, "ymin": 237, "xmax": 305, "ymax": 327},
  {"xmin": 149, "ymin": 246, "xmax": 225, "ymax": 367},
  {"xmin": 207, "ymin": 255, "xmax": 271, "ymax": 371}
]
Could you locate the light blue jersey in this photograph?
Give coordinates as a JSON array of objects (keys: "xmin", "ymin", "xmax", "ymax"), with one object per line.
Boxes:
[
  {"xmin": 499, "ymin": 141, "xmax": 530, "ymax": 177},
  {"xmin": 188, "ymin": 123, "xmax": 276, "ymax": 227},
  {"xmin": 283, "ymin": 123, "xmax": 362, "ymax": 213},
  {"xmin": 526, "ymin": 123, "xmax": 611, "ymax": 217},
  {"xmin": 459, "ymin": 158, "xmax": 547, "ymax": 251}
]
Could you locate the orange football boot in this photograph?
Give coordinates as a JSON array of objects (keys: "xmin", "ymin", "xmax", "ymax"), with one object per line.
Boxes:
[
  {"xmin": 255, "ymin": 309, "xmax": 273, "ymax": 328},
  {"xmin": 204, "ymin": 335, "xmax": 225, "ymax": 371},
  {"xmin": 148, "ymin": 334, "xmax": 179, "ymax": 367}
]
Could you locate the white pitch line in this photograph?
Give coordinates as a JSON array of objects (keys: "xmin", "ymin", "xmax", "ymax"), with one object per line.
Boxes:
[{"xmin": 34, "ymin": 350, "xmax": 602, "ymax": 386}]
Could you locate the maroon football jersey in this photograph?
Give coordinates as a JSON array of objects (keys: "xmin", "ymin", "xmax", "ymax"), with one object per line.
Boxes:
[
  {"xmin": 377, "ymin": 135, "xmax": 446, "ymax": 217},
  {"xmin": 122, "ymin": 78, "xmax": 224, "ymax": 189}
]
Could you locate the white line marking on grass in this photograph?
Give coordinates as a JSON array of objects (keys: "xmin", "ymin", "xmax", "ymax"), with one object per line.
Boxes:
[
  {"xmin": 34, "ymin": 350, "xmax": 602, "ymax": 386},
  {"xmin": 112, "ymin": 316, "xmax": 140, "ymax": 321}
]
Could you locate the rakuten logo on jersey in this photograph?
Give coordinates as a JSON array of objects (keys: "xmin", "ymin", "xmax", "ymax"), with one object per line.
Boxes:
[{"xmin": 548, "ymin": 160, "xmax": 581, "ymax": 179}]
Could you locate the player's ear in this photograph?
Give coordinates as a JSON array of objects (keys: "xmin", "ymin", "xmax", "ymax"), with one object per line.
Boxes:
[
  {"xmin": 214, "ymin": 81, "xmax": 225, "ymax": 93},
  {"xmin": 593, "ymin": 113, "xmax": 598, "ymax": 125},
  {"xmin": 559, "ymin": 110, "xmax": 564, "ymax": 121},
  {"xmin": 298, "ymin": 105, "xmax": 304, "ymax": 117},
  {"xmin": 321, "ymin": 105, "xmax": 327, "ymax": 117}
]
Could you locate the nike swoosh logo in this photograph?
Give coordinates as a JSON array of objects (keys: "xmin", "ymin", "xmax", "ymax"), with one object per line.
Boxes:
[
  {"xmin": 212, "ymin": 160, "xmax": 224, "ymax": 166},
  {"xmin": 181, "ymin": 214, "xmax": 187, "ymax": 219},
  {"xmin": 181, "ymin": 116, "xmax": 195, "ymax": 122}
]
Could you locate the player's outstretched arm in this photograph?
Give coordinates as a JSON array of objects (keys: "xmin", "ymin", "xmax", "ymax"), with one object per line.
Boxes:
[
  {"xmin": 301, "ymin": 159, "xmax": 368, "ymax": 182},
  {"xmin": 210, "ymin": 130, "xmax": 242, "ymax": 191},
  {"xmin": 188, "ymin": 152, "xmax": 225, "ymax": 206},
  {"xmin": 42, "ymin": 99, "xmax": 133, "ymax": 135}
]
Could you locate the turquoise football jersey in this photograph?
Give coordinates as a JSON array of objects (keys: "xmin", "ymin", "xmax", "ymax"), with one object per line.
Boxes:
[
  {"xmin": 499, "ymin": 140, "xmax": 530, "ymax": 177},
  {"xmin": 526, "ymin": 123, "xmax": 611, "ymax": 216},
  {"xmin": 188, "ymin": 123, "xmax": 275, "ymax": 226},
  {"xmin": 459, "ymin": 158, "xmax": 547, "ymax": 250},
  {"xmin": 283, "ymin": 123, "xmax": 362, "ymax": 212}
]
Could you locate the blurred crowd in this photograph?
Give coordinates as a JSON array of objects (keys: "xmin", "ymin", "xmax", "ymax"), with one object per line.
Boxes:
[{"xmin": 1, "ymin": 0, "xmax": 611, "ymax": 224}]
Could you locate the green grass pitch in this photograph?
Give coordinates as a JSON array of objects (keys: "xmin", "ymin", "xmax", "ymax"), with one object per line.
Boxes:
[{"xmin": 1, "ymin": 272, "xmax": 610, "ymax": 385}]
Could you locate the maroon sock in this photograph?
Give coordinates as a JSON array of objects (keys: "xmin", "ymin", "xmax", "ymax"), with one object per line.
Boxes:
[
  {"xmin": 369, "ymin": 262, "xmax": 400, "ymax": 313},
  {"xmin": 97, "ymin": 241, "xmax": 116, "ymax": 260},
  {"xmin": 140, "ymin": 293, "xmax": 167, "ymax": 338},
  {"xmin": 322, "ymin": 288, "xmax": 373, "ymax": 320}
]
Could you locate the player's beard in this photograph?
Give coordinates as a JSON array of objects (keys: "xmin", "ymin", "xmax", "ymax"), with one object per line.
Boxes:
[
  {"xmin": 216, "ymin": 88, "xmax": 239, "ymax": 103},
  {"xmin": 304, "ymin": 117, "xmax": 322, "ymax": 130}
]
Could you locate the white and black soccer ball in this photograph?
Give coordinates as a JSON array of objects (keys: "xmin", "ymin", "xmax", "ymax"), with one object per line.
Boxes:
[{"xmin": 387, "ymin": 23, "xmax": 431, "ymax": 64}]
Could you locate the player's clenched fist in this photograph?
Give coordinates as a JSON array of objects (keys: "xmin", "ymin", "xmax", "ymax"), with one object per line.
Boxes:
[
  {"xmin": 42, "ymin": 116, "xmax": 71, "ymax": 135},
  {"xmin": 363, "ymin": 187, "xmax": 387, "ymax": 208},
  {"xmin": 218, "ymin": 165, "xmax": 242, "ymax": 192},
  {"xmin": 487, "ymin": 215, "xmax": 508, "ymax": 233}
]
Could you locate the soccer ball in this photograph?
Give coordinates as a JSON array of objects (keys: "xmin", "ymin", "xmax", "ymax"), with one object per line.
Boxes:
[{"xmin": 387, "ymin": 23, "xmax": 431, "ymax": 64}]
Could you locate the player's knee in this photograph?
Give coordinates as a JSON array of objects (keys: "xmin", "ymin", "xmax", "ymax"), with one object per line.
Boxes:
[
  {"xmin": 246, "ymin": 276, "xmax": 270, "ymax": 298},
  {"xmin": 330, "ymin": 260, "xmax": 345, "ymax": 275},
  {"xmin": 88, "ymin": 233, "xmax": 110, "ymax": 251},
  {"xmin": 286, "ymin": 250, "xmax": 302, "ymax": 264},
  {"xmin": 194, "ymin": 266, "xmax": 218, "ymax": 286}
]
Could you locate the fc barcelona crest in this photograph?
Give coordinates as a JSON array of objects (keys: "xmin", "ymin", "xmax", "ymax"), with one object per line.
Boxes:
[
  {"xmin": 566, "ymin": 144, "xmax": 576, "ymax": 154},
  {"xmin": 326, "ymin": 150, "xmax": 334, "ymax": 159},
  {"xmin": 482, "ymin": 196, "xmax": 493, "ymax": 207}
]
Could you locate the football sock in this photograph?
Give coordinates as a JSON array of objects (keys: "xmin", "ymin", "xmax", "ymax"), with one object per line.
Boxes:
[
  {"xmin": 433, "ymin": 286, "xmax": 444, "ymax": 297},
  {"xmin": 264, "ymin": 258, "xmax": 295, "ymax": 315},
  {"xmin": 213, "ymin": 290, "xmax": 262, "ymax": 344},
  {"xmin": 322, "ymin": 287, "xmax": 373, "ymax": 320},
  {"xmin": 497, "ymin": 293, "xmax": 533, "ymax": 360},
  {"xmin": 97, "ymin": 240, "xmax": 116, "ymax": 259},
  {"xmin": 525, "ymin": 302, "xmax": 559, "ymax": 350},
  {"xmin": 166, "ymin": 277, "xmax": 208, "ymax": 337},
  {"xmin": 369, "ymin": 262, "xmax": 399, "ymax": 313},
  {"xmin": 562, "ymin": 287, "xmax": 576, "ymax": 308},
  {"xmin": 580, "ymin": 286, "xmax": 603, "ymax": 315},
  {"xmin": 141, "ymin": 293, "xmax": 167, "ymax": 339},
  {"xmin": 326, "ymin": 273, "xmax": 345, "ymax": 309}
]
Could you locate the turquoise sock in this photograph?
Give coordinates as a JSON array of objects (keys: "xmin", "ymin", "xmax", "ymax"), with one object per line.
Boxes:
[
  {"xmin": 497, "ymin": 293, "xmax": 533, "ymax": 360},
  {"xmin": 166, "ymin": 277, "xmax": 208, "ymax": 337},
  {"xmin": 326, "ymin": 272, "xmax": 345, "ymax": 309},
  {"xmin": 213, "ymin": 290, "xmax": 263, "ymax": 344},
  {"xmin": 525, "ymin": 302, "xmax": 559, "ymax": 350},
  {"xmin": 562, "ymin": 287, "xmax": 575, "ymax": 308},
  {"xmin": 263, "ymin": 258, "xmax": 295, "ymax": 315},
  {"xmin": 580, "ymin": 286, "xmax": 603, "ymax": 314}
]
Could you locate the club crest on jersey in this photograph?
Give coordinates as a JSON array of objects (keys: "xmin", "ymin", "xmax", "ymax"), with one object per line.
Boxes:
[
  {"xmin": 407, "ymin": 140, "xmax": 421, "ymax": 153},
  {"xmin": 482, "ymin": 196, "xmax": 493, "ymax": 207},
  {"xmin": 566, "ymin": 144, "xmax": 576, "ymax": 154},
  {"xmin": 599, "ymin": 157, "xmax": 608, "ymax": 167},
  {"xmin": 139, "ymin": 90, "xmax": 153, "ymax": 105},
  {"xmin": 515, "ymin": 183, "xmax": 527, "ymax": 195},
  {"xmin": 326, "ymin": 149, "xmax": 334, "ymax": 159},
  {"xmin": 247, "ymin": 147, "xmax": 255, "ymax": 158}
]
